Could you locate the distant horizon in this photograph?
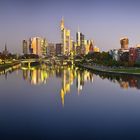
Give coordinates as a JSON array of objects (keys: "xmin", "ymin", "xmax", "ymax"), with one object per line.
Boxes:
[{"xmin": 0, "ymin": 0, "xmax": 140, "ymax": 53}]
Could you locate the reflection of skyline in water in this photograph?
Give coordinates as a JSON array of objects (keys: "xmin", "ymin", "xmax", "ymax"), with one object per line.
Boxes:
[
  {"xmin": 0, "ymin": 64, "xmax": 21, "ymax": 80},
  {"xmin": 22, "ymin": 66, "xmax": 94, "ymax": 106},
  {"xmin": 19, "ymin": 67, "xmax": 140, "ymax": 105},
  {"xmin": 1, "ymin": 65, "xmax": 140, "ymax": 106},
  {"xmin": 1, "ymin": 66, "xmax": 140, "ymax": 139},
  {"xmin": 97, "ymin": 73, "xmax": 140, "ymax": 90}
]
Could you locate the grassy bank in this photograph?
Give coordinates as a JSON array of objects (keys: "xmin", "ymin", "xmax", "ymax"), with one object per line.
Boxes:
[
  {"xmin": 112, "ymin": 68, "xmax": 140, "ymax": 74},
  {"xmin": 77, "ymin": 63, "xmax": 140, "ymax": 76}
]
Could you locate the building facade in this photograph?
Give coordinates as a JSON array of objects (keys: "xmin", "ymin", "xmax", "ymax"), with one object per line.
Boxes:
[
  {"xmin": 120, "ymin": 37, "xmax": 129, "ymax": 50},
  {"xmin": 76, "ymin": 32, "xmax": 85, "ymax": 55},
  {"xmin": 119, "ymin": 49, "xmax": 129, "ymax": 62},
  {"xmin": 109, "ymin": 49, "xmax": 119, "ymax": 61},
  {"xmin": 89, "ymin": 41, "xmax": 94, "ymax": 54},
  {"xmin": 41, "ymin": 38, "xmax": 48, "ymax": 57},
  {"xmin": 56, "ymin": 43, "xmax": 62, "ymax": 56},
  {"xmin": 136, "ymin": 47, "xmax": 140, "ymax": 63},
  {"xmin": 22, "ymin": 40, "xmax": 28, "ymax": 55},
  {"xmin": 84, "ymin": 40, "xmax": 91, "ymax": 54},
  {"xmin": 29, "ymin": 37, "xmax": 47, "ymax": 57},
  {"xmin": 129, "ymin": 48, "xmax": 137, "ymax": 63},
  {"xmin": 60, "ymin": 18, "xmax": 72, "ymax": 56},
  {"xmin": 47, "ymin": 43, "xmax": 55, "ymax": 56}
]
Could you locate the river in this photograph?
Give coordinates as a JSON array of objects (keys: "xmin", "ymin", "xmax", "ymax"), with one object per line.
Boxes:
[{"xmin": 0, "ymin": 65, "xmax": 140, "ymax": 140}]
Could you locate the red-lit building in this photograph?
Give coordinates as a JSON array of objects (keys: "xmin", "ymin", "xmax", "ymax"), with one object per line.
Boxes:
[
  {"xmin": 89, "ymin": 42, "xmax": 94, "ymax": 53},
  {"xmin": 129, "ymin": 48, "xmax": 137, "ymax": 63},
  {"xmin": 136, "ymin": 47, "xmax": 140, "ymax": 62}
]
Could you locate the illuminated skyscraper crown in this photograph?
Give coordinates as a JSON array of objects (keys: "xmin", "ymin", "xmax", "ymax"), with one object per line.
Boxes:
[{"xmin": 60, "ymin": 17, "xmax": 65, "ymax": 30}]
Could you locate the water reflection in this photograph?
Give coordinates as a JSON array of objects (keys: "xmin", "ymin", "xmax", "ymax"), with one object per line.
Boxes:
[
  {"xmin": 23, "ymin": 68, "xmax": 49, "ymax": 85},
  {"xmin": 1, "ymin": 65, "xmax": 140, "ymax": 139},
  {"xmin": 22, "ymin": 66, "xmax": 94, "ymax": 106},
  {"xmin": 96, "ymin": 72, "xmax": 140, "ymax": 90},
  {"xmin": 0, "ymin": 64, "xmax": 21, "ymax": 79},
  {"xmin": 1, "ymin": 65, "xmax": 140, "ymax": 106}
]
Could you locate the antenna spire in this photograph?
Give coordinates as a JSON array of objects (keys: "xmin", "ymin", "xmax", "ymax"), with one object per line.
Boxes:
[{"xmin": 78, "ymin": 25, "xmax": 80, "ymax": 32}]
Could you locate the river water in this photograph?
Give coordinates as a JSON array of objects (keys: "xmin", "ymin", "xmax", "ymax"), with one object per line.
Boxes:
[{"xmin": 0, "ymin": 65, "xmax": 140, "ymax": 140}]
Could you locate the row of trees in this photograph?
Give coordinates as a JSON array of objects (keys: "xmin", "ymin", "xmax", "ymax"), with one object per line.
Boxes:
[
  {"xmin": 80, "ymin": 52, "xmax": 137, "ymax": 67},
  {"xmin": 0, "ymin": 52, "xmax": 17, "ymax": 60},
  {"xmin": 19, "ymin": 54, "xmax": 39, "ymax": 59},
  {"xmin": 0, "ymin": 53, "xmax": 40, "ymax": 60}
]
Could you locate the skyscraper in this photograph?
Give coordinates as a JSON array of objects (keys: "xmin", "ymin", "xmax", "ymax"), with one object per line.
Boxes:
[
  {"xmin": 47, "ymin": 43, "xmax": 55, "ymax": 56},
  {"xmin": 89, "ymin": 41, "xmax": 94, "ymax": 53},
  {"xmin": 70, "ymin": 39, "xmax": 76, "ymax": 56},
  {"xmin": 29, "ymin": 37, "xmax": 47, "ymax": 57},
  {"xmin": 56, "ymin": 43, "xmax": 62, "ymax": 56},
  {"xmin": 29, "ymin": 37, "xmax": 41, "ymax": 56},
  {"xmin": 120, "ymin": 37, "xmax": 129, "ymax": 50},
  {"xmin": 60, "ymin": 18, "xmax": 71, "ymax": 56},
  {"xmin": 41, "ymin": 38, "xmax": 48, "ymax": 57},
  {"xmin": 22, "ymin": 40, "xmax": 28, "ymax": 55},
  {"xmin": 84, "ymin": 40, "xmax": 91, "ymax": 54},
  {"xmin": 76, "ymin": 32, "xmax": 85, "ymax": 55}
]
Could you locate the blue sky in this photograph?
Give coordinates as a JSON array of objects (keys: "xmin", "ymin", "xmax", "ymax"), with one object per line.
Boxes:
[{"xmin": 0, "ymin": 0, "xmax": 140, "ymax": 53}]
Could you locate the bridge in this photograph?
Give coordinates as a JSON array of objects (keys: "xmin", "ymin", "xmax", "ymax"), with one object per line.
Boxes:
[
  {"xmin": 20, "ymin": 59, "xmax": 42, "ymax": 68},
  {"xmin": 20, "ymin": 58, "xmax": 74, "ymax": 68}
]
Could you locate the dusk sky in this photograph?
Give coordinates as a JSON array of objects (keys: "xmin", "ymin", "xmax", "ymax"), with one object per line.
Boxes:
[{"xmin": 0, "ymin": 0, "xmax": 140, "ymax": 53}]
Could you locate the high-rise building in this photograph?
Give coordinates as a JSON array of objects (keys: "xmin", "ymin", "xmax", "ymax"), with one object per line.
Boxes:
[
  {"xmin": 41, "ymin": 38, "xmax": 48, "ymax": 57},
  {"xmin": 76, "ymin": 32, "xmax": 85, "ymax": 55},
  {"xmin": 29, "ymin": 37, "xmax": 41, "ymax": 56},
  {"xmin": 84, "ymin": 40, "xmax": 92, "ymax": 54},
  {"xmin": 29, "ymin": 37, "xmax": 47, "ymax": 57},
  {"xmin": 56, "ymin": 43, "xmax": 62, "ymax": 56},
  {"xmin": 47, "ymin": 43, "xmax": 55, "ymax": 56},
  {"xmin": 22, "ymin": 40, "xmax": 28, "ymax": 55},
  {"xmin": 129, "ymin": 48, "xmax": 137, "ymax": 63},
  {"xmin": 136, "ymin": 47, "xmax": 140, "ymax": 62},
  {"xmin": 60, "ymin": 18, "xmax": 71, "ymax": 56},
  {"xmin": 70, "ymin": 39, "xmax": 76, "ymax": 56},
  {"xmin": 29, "ymin": 38, "xmax": 33, "ymax": 54},
  {"xmin": 76, "ymin": 32, "xmax": 81, "ymax": 47},
  {"xmin": 120, "ymin": 37, "xmax": 129, "ymax": 50},
  {"xmin": 89, "ymin": 41, "xmax": 94, "ymax": 53}
]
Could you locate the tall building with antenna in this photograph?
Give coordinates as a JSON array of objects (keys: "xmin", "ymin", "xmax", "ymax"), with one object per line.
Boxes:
[{"xmin": 60, "ymin": 18, "xmax": 71, "ymax": 56}]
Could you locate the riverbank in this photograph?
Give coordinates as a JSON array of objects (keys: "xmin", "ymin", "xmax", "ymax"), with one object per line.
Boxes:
[
  {"xmin": 0, "ymin": 61, "xmax": 21, "ymax": 72},
  {"xmin": 77, "ymin": 63, "xmax": 140, "ymax": 76}
]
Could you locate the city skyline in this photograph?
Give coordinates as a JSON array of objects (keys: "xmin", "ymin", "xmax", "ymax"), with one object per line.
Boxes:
[{"xmin": 1, "ymin": 0, "xmax": 140, "ymax": 53}]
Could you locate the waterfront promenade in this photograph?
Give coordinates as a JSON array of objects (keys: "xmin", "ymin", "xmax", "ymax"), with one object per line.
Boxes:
[{"xmin": 78, "ymin": 63, "xmax": 140, "ymax": 76}]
